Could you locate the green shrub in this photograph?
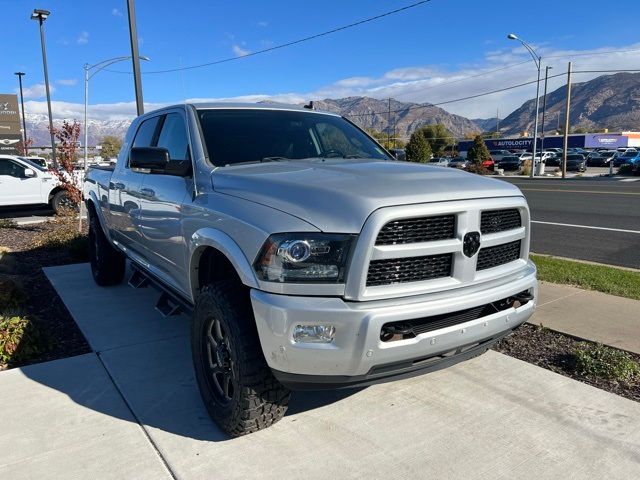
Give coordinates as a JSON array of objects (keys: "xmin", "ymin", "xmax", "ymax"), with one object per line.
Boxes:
[
  {"xmin": 0, "ymin": 315, "xmax": 29, "ymax": 364},
  {"xmin": 573, "ymin": 343, "xmax": 640, "ymax": 381}
]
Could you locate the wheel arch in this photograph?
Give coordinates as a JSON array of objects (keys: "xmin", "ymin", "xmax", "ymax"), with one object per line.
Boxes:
[
  {"xmin": 84, "ymin": 191, "xmax": 112, "ymax": 240},
  {"xmin": 189, "ymin": 228, "xmax": 259, "ymax": 301}
]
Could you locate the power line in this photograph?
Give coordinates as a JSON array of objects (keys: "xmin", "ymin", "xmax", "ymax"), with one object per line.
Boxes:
[
  {"xmin": 106, "ymin": 1, "xmax": 432, "ymax": 75},
  {"xmin": 545, "ymin": 48, "xmax": 640, "ymax": 59},
  {"xmin": 346, "ymin": 68, "xmax": 640, "ymax": 118}
]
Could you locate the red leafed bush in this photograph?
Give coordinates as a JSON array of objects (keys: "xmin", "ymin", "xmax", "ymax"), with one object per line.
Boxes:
[{"xmin": 50, "ymin": 120, "xmax": 82, "ymax": 204}]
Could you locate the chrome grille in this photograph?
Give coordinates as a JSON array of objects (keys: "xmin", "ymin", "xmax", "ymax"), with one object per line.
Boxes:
[
  {"xmin": 481, "ymin": 209, "xmax": 521, "ymax": 234},
  {"xmin": 375, "ymin": 215, "xmax": 455, "ymax": 245},
  {"xmin": 477, "ymin": 240, "xmax": 521, "ymax": 271},
  {"xmin": 366, "ymin": 253, "xmax": 452, "ymax": 287}
]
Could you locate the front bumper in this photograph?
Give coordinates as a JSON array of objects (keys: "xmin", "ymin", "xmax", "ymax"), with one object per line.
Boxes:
[{"xmin": 251, "ymin": 261, "xmax": 537, "ymax": 390}]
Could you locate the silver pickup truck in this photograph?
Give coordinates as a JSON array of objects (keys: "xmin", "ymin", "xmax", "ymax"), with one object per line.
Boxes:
[{"xmin": 84, "ymin": 103, "xmax": 537, "ymax": 436}]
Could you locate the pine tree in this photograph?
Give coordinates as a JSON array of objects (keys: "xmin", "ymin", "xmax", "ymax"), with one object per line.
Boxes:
[
  {"xmin": 405, "ymin": 130, "xmax": 432, "ymax": 163},
  {"xmin": 466, "ymin": 135, "xmax": 491, "ymax": 166}
]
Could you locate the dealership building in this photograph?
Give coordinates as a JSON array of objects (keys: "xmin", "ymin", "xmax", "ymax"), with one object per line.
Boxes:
[{"xmin": 457, "ymin": 132, "xmax": 640, "ymax": 153}]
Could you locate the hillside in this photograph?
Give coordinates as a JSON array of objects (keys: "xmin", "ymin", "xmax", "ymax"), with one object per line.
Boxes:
[{"xmin": 499, "ymin": 72, "xmax": 640, "ymax": 135}]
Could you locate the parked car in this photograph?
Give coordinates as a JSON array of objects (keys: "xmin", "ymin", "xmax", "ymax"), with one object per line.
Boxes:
[
  {"xmin": 428, "ymin": 157, "xmax": 449, "ymax": 167},
  {"xmin": 614, "ymin": 150, "xmax": 640, "ymax": 167},
  {"xmin": 544, "ymin": 152, "xmax": 561, "ymax": 166},
  {"xmin": 482, "ymin": 158, "xmax": 495, "ymax": 171},
  {"xmin": 18, "ymin": 156, "xmax": 47, "ymax": 168},
  {"xmin": 587, "ymin": 151, "xmax": 615, "ymax": 166},
  {"xmin": 565, "ymin": 154, "xmax": 587, "ymax": 172},
  {"xmin": 516, "ymin": 152, "xmax": 533, "ymax": 160},
  {"xmin": 0, "ymin": 155, "xmax": 72, "ymax": 212},
  {"xmin": 82, "ymin": 103, "xmax": 537, "ymax": 436},
  {"xmin": 389, "ymin": 148, "xmax": 406, "ymax": 161},
  {"xmin": 497, "ymin": 155, "xmax": 522, "ymax": 171},
  {"xmin": 544, "ymin": 148, "xmax": 562, "ymax": 154},
  {"xmin": 448, "ymin": 156, "xmax": 469, "ymax": 169},
  {"xmin": 489, "ymin": 150, "xmax": 511, "ymax": 162}
]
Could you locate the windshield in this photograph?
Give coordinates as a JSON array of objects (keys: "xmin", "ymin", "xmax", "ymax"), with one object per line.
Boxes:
[
  {"xmin": 197, "ymin": 109, "xmax": 390, "ymax": 166},
  {"xmin": 622, "ymin": 151, "xmax": 637, "ymax": 157},
  {"xmin": 18, "ymin": 157, "xmax": 48, "ymax": 172},
  {"xmin": 567, "ymin": 155, "xmax": 583, "ymax": 160}
]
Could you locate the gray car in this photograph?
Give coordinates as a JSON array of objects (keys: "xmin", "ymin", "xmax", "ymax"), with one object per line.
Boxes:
[{"xmin": 84, "ymin": 103, "xmax": 537, "ymax": 436}]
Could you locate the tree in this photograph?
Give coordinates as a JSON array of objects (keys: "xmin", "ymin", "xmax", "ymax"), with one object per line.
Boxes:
[
  {"xmin": 418, "ymin": 124, "xmax": 453, "ymax": 157},
  {"xmin": 405, "ymin": 130, "xmax": 432, "ymax": 163},
  {"xmin": 16, "ymin": 137, "xmax": 34, "ymax": 156},
  {"xmin": 466, "ymin": 134, "xmax": 491, "ymax": 166},
  {"xmin": 51, "ymin": 120, "xmax": 82, "ymax": 205},
  {"xmin": 100, "ymin": 135, "xmax": 123, "ymax": 159}
]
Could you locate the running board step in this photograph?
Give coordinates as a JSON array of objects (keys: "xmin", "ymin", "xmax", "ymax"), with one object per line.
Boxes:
[
  {"xmin": 128, "ymin": 269, "xmax": 149, "ymax": 289},
  {"xmin": 155, "ymin": 291, "xmax": 182, "ymax": 317}
]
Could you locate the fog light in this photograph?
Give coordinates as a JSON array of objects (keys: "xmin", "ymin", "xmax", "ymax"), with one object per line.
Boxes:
[{"xmin": 293, "ymin": 324, "xmax": 336, "ymax": 343}]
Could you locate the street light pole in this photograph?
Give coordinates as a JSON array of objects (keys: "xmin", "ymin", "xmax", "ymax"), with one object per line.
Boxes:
[
  {"xmin": 507, "ymin": 33, "xmax": 541, "ymax": 178},
  {"xmin": 540, "ymin": 66, "xmax": 552, "ymax": 154},
  {"xmin": 14, "ymin": 72, "xmax": 28, "ymax": 154},
  {"xmin": 126, "ymin": 0, "xmax": 145, "ymax": 116},
  {"xmin": 83, "ymin": 56, "xmax": 150, "ymax": 171},
  {"xmin": 31, "ymin": 9, "xmax": 57, "ymax": 168}
]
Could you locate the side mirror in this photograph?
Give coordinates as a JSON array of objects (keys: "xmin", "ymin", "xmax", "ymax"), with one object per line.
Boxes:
[
  {"xmin": 129, "ymin": 147, "xmax": 170, "ymax": 173},
  {"xmin": 24, "ymin": 168, "xmax": 36, "ymax": 178}
]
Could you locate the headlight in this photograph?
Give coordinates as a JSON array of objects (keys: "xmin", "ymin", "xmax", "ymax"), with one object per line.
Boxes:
[{"xmin": 254, "ymin": 233, "xmax": 354, "ymax": 283}]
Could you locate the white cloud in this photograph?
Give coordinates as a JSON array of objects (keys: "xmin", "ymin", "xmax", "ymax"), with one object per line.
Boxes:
[
  {"xmin": 232, "ymin": 44, "xmax": 251, "ymax": 57},
  {"xmin": 77, "ymin": 31, "xmax": 89, "ymax": 45},
  {"xmin": 57, "ymin": 79, "xmax": 77, "ymax": 86},
  {"xmin": 112, "ymin": 8, "xmax": 123, "ymax": 16},
  {"xmin": 257, "ymin": 21, "xmax": 268, "ymax": 27},
  {"xmin": 20, "ymin": 83, "xmax": 55, "ymax": 99},
  {"xmin": 21, "ymin": 42, "xmax": 640, "ymax": 122}
]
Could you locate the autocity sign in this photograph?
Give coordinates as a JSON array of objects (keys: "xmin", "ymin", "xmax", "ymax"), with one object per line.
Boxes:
[
  {"xmin": 493, "ymin": 139, "xmax": 533, "ymax": 149},
  {"xmin": 584, "ymin": 134, "xmax": 628, "ymax": 148}
]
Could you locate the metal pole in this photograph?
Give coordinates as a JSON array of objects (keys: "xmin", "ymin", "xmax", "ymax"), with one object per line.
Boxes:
[
  {"xmin": 562, "ymin": 62, "xmax": 572, "ymax": 179},
  {"xmin": 15, "ymin": 72, "xmax": 28, "ymax": 153},
  {"xmin": 36, "ymin": 16, "xmax": 57, "ymax": 168},
  {"xmin": 84, "ymin": 65, "xmax": 89, "ymax": 172},
  {"xmin": 496, "ymin": 108, "xmax": 499, "ymax": 134},
  {"xmin": 127, "ymin": 0, "xmax": 144, "ymax": 116},
  {"xmin": 530, "ymin": 61, "xmax": 541, "ymax": 178},
  {"xmin": 387, "ymin": 98, "xmax": 391, "ymax": 148},
  {"xmin": 540, "ymin": 66, "xmax": 551, "ymax": 153}
]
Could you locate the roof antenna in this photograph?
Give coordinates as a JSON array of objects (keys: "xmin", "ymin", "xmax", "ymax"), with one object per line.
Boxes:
[{"xmin": 303, "ymin": 101, "xmax": 314, "ymax": 110}]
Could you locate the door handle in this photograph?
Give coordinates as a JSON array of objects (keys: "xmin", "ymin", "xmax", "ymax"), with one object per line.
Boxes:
[
  {"xmin": 139, "ymin": 188, "xmax": 155, "ymax": 198},
  {"xmin": 110, "ymin": 181, "xmax": 125, "ymax": 190}
]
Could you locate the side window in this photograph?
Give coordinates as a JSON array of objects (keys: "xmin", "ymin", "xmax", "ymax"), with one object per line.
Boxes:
[
  {"xmin": 157, "ymin": 113, "xmax": 189, "ymax": 161},
  {"xmin": 0, "ymin": 159, "xmax": 25, "ymax": 178},
  {"xmin": 132, "ymin": 116, "xmax": 161, "ymax": 148}
]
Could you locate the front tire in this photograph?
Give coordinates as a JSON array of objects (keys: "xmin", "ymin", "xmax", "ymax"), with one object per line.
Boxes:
[
  {"xmin": 51, "ymin": 190, "xmax": 76, "ymax": 214},
  {"xmin": 88, "ymin": 213, "xmax": 125, "ymax": 286},
  {"xmin": 191, "ymin": 281, "xmax": 290, "ymax": 437}
]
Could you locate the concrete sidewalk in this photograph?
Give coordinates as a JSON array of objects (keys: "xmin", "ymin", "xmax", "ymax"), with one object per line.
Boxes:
[
  {"xmin": 534, "ymin": 281, "xmax": 640, "ymax": 354},
  {"xmin": 2, "ymin": 263, "xmax": 639, "ymax": 479}
]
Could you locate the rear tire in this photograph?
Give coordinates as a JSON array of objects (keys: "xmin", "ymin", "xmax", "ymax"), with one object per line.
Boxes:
[
  {"xmin": 88, "ymin": 212, "xmax": 125, "ymax": 286},
  {"xmin": 191, "ymin": 281, "xmax": 290, "ymax": 437}
]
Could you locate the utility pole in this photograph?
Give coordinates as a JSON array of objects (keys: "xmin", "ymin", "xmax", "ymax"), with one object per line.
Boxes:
[
  {"xmin": 540, "ymin": 66, "xmax": 552, "ymax": 153},
  {"xmin": 387, "ymin": 98, "xmax": 392, "ymax": 148},
  {"xmin": 496, "ymin": 108, "xmax": 499, "ymax": 134},
  {"xmin": 31, "ymin": 9, "xmax": 57, "ymax": 168},
  {"xmin": 127, "ymin": 0, "xmax": 144, "ymax": 115},
  {"xmin": 14, "ymin": 72, "xmax": 28, "ymax": 154},
  {"xmin": 562, "ymin": 62, "xmax": 572, "ymax": 179}
]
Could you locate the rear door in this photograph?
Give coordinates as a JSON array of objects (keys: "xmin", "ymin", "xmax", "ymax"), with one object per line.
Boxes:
[
  {"xmin": 137, "ymin": 110, "xmax": 192, "ymax": 295},
  {"xmin": 0, "ymin": 157, "xmax": 42, "ymax": 206},
  {"xmin": 108, "ymin": 115, "xmax": 162, "ymax": 252}
]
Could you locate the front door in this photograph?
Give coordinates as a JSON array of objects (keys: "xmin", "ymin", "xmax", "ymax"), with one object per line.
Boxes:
[
  {"xmin": 0, "ymin": 158, "xmax": 42, "ymax": 206},
  {"xmin": 137, "ymin": 111, "xmax": 192, "ymax": 295}
]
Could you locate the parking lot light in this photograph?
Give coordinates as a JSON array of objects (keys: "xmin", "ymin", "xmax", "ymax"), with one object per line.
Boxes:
[{"xmin": 508, "ymin": 33, "xmax": 541, "ymax": 178}]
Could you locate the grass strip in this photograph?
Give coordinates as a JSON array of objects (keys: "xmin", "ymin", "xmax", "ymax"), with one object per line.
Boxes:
[{"xmin": 530, "ymin": 254, "xmax": 640, "ymax": 300}]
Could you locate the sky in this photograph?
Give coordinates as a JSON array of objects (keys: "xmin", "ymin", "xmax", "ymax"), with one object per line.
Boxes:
[{"xmin": 3, "ymin": 0, "xmax": 640, "ymax": 123}]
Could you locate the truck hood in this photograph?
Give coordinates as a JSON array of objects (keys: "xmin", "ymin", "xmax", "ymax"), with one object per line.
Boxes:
[{"xmin": 212, "ymin": 159, "xmax": 523, "ymax": 232}]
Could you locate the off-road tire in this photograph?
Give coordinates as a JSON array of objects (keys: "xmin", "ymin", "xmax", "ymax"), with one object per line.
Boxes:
[
  {"xmin": 192, "ymin": 281, "xmax": 291, "ymax": 437},
  {"xmin": 88, "ymin": 213, "xmax": 125, "ymax": 286},
  {"xmin": 51, "ymin": 190, "xmax": 76, "ymax": 214}
]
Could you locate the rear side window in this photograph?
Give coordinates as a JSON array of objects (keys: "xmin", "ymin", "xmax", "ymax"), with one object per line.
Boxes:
[
  {"xmin": 133, "ymin": 116, "xmax": 161, "ymax": 148},
  {"xmin": 157, "ymin": 113, "xmax": 190, "ymax": 161},
  {"xmin": 0, "ymin": 158, "xmax": 25, "ymax": 178}
]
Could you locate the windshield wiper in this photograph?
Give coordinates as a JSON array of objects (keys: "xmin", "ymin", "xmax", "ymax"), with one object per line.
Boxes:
[{"xmin": 260, "ymin": 156, "xmax": 290, "ymax": 163}]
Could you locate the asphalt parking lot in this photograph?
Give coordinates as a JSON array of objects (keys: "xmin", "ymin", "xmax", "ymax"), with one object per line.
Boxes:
[{"xmin": 501, "ymin": 176, "xmax": 640, "ymax": 268}]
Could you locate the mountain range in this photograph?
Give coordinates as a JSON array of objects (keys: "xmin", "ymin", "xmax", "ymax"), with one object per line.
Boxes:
[{"xmin": 22, "ymin": 72, "xmax": 640, "ymax": 147}]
